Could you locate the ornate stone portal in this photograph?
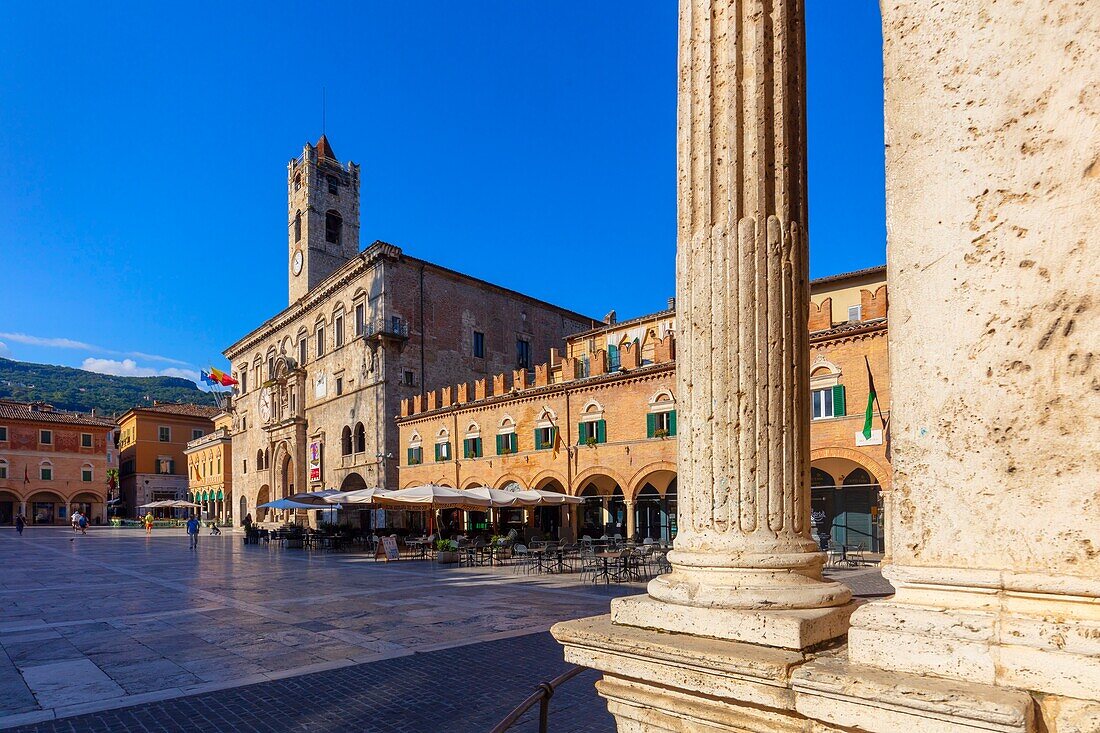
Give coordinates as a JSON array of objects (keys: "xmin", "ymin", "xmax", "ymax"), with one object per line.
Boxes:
[{"xmin": 554, "ymin": 0, "xmax": 1099, "ymax": 731}]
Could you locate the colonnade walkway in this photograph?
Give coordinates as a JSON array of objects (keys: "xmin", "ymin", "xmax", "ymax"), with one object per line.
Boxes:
[{"xmin": 0, "ymin": 527, "xmax": 891, "ymax": 732}]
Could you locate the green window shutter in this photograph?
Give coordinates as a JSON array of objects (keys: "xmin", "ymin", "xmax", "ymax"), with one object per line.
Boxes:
[
  {"xmin": 434, "ymin": 444, "xmax": 440, "ymax": 462},
  {"xmin": 509, "ymin": 433, "xmax": 518, "ymax": 452},
  {"xmin": 463, "ymin": 440, "xmax": 470, "ymax": 459},
  {"xmin": 407, "ymin": 447, "xmax": 413, "ymax": 464},
  {"xmin": 646, "ymin": 413, "xmax": 656, "ymax": 438},
  {"xmin": 577, "ymin": 422, "xmax": 585, "ymax": 444},
  {"xmin": 496, "ymin": 434, "xmax": 503, "ymax": 455},
  {"xmin": 534, "ymin": 429, "xmax": 542, "ymax": 450},
  {"xmin": 669, "ymin": 410, "xmax": 677, "ymax": 436},
  {"xmin": 476, "ymin": 437, "xmax": 483, "ymax": 457},
  {"xmin": 833, "ymin": 385, "xmax": 846, "ymax": 417},
  {"xmin": 596, "ymin": 419, "xmax": 607, "ymax": 444}
]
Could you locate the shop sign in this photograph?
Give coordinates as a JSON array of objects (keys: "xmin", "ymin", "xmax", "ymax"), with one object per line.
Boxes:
[{"xmin": 309, "ymin": 441, "xmax": 322, "ymax": 483}]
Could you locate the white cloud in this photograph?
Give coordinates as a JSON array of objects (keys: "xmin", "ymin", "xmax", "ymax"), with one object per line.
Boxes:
[
  {"xmin": 81, "ymin": 358, "xmax": 200, "ymax": 386},
  {"xmin": 0, "ymin": 341, "xmax": 9, "ymax": 357},
  {"xmin": 0, "ymin": 332, "xmax": 190, "ymax": 366}
]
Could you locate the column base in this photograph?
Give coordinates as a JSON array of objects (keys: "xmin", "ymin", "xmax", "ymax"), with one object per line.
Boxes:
[
  {"xmin": 792, "ymin": 655, "xmax": 1036, "ymax": 733},
  {"xmin": 612, "ymin": 593, "xmax": 859, "ymax": 650},
  {"xmin": 848, "ymin": 566, "xmax": 1100, "ymax": 700}
]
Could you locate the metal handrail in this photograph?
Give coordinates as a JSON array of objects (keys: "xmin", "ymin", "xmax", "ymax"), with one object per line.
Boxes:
[{"xmin": 489, "ymin": 665, "xmax": 585, "ymax": 733}]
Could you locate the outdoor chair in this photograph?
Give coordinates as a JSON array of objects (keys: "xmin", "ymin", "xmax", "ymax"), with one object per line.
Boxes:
[
  {"xmin": 511, "ymin": 544, "xmax": 533, "ymax": 574},
  {"xmin": 609, "ymin": 548, "xmax": 634, "ymax": 583},
  {"xmin": 845, "ymin": 543, "xmax": 867, "ymax": 567}
]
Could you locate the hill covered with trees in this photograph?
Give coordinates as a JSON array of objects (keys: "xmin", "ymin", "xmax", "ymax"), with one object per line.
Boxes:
[{"xmin": 0, "ymin": 358, "xmax": 215, "ymax": 417}]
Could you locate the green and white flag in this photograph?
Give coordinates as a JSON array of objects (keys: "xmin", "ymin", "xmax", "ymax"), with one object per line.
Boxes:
[{"xmin": 863, "ymin": 355, "xmax": 878, "ymax": 440}]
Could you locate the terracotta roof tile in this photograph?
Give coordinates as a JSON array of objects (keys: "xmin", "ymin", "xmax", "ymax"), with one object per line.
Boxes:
[
  {"xmin": 130, "ymin": 403, "xmax": 220, "ymax": 419},
  {"xmin": 0, "ymin": 400, "xmax": 117, "ymax": 428}
]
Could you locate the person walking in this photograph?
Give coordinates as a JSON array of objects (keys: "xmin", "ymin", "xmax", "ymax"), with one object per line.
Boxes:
[
  {"xmin": 186, "ymin": 514, "xmax": 200, "ymax": 549},
  {"xmin": 78, "ymin": 512, "xmax": 88, "ymax": 535},
  {"xmin": 15, "ymin": 515, "xmax": 25, "ymax": 536},
  {"xmin": 144, "ymin": 512, "xmax": 154, "ymax": 535},
  {"xmin": 70, "ymin": 510, "xmax": 80, "ymax": 533}
]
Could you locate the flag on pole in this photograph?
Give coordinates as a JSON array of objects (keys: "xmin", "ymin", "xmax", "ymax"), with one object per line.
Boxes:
[
  {"xmin": 551, "ymin": 425, "xmax": 563, "ymax": 458},
  {"xmin": 863, "ymin": 356, "xmax": 878, "ymax": 440},
  {"xmin": 200, "ymin": 371, "xmax": 217, "ymax": 386},
  {"xmin": 209, "ymin": 367, "xmax": 239, "ymax": 387}
]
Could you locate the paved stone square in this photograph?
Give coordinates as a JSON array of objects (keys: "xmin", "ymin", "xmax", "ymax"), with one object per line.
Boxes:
[{"xmin": 0, "ymin": 527, "xmax": 892, "ymax": 732}]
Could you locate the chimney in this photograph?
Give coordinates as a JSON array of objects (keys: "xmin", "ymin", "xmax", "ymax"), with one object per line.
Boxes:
[
  {"xmin": 667, "ymin": 297, "xmax": 676, "ymax": 311},
  {"xmin": 604, "ymin": 310, "xmax": 617, "ymax": 325}
]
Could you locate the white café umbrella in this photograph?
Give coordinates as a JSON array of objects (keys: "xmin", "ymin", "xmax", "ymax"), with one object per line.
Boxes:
[
  {"xmin": 463, "ymin": 486, "xmax": 539, "ymax": 507},
  {"xmin": 376, "ymin": 485, "xmax": 492, "ymax": 536},
  {"xmin": 324, "ymin": 488, "xmax": 390, "ymax": 505},
  {"xmin": 514, "ymin": 489, "xmax": 584, "ymax": 505}
]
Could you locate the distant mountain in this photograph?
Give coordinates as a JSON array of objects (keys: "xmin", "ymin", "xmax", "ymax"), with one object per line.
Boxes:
[{"xmin": 0, "ymin": 358, "xmax": 215, "ymax": 417}]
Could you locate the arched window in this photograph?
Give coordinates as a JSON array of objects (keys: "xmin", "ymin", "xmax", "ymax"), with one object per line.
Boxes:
[
  {"xmin": 354, "ymin": 422, "xmax": 366, "ymax": 453},
  {"xmin": 646, "ymin": 390, "xmax": 677, "ymax": 438},
  {"xmin": 256, "ymin": 449, "xmax": 264, "ymax": 470},
  {"xmin": 297, "ymin": 329, "xmax": 308, "ymax": 366},
  {"xmin": 341, "ymin": 426, "xmax": 353, "ymax": 456},
  {"xmin": 325, "ymin": 210, "xmax": 342, "ymax": 245},
  {"xmin": 294, "ymin": 210, "xmax": 302, "ymax": 242},
  {"xmin": 294, "ymin": 173, "xmax": 301, "ymax": 191}
]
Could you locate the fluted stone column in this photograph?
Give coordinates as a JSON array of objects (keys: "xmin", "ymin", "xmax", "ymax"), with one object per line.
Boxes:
[{"xmin": 610, "ymin": 0, "xmax": 853, "ymax": 650}]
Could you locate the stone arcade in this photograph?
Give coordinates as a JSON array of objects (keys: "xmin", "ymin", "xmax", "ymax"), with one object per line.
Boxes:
[{"xmin": 553, "ymin": 1, "xmax": 1099, "ymax": 731}]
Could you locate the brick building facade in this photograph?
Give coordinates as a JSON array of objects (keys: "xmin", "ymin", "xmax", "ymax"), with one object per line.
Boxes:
[
  {"xmin": 117, "ymin": 403, "xmax": 220, "ymax": 518},
  {"xmin": 0, "ymin": 400, "xmax": 116, "ymax": 525},
  {"xmin": 397, "ymin": 268, "xmax": 891, "ymax": 551},
  {"xmin": 224, "ymin": 137, "xmax": 594, "ymax": 525}
]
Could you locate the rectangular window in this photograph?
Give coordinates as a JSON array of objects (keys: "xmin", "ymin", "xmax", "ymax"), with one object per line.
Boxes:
[
  {"xmin": 41, "ymin": 466, "xmax": 53, "ymax": 481},
  {"xmin": 192, "ymin": 429, "xmax": 204, "ymax": 440},
  {"xmin": 335, "ymin": 314, "xmax": 345, "ymax": 347},
  {"xmin": 516, "ymin": 339, "xmax": 531, "ymax": 369},
  {"xmin": 578, "ymin": 420, "xmax": 607, "ymax": 445},
  {"xmin": 473, "ymin": 331, "xmax": 485, "ymax": 358},
  {"xmin": 647, "ymin": 410, "xmax": 678, "ymax": 438},
  {"xmin": 335, "ymin": 377, "xmax": 343, "ymax": 396},
  {"xmin": 407, "ymin": 446, "xmax": 423, "ymax": 465},
  {"xmin": 157, "ymin": 458, "xmax": 175, "ymax": 475},
  {"xmin": 243, "ymin": 458, "xmax": 248, "ymax": 474},
  {"xmin": 327, "ymin": 175, "xmax": 339, "ymax": 195},
  {"xmin": 848, "ymin": 304, "xmax": 862, "ymax": 323},
  {"xmin": 534, "ymin": 426, "xmax": 556, "ymax": 450},
  {"xmin": 463, "ymin": 437, "xmax": 483, "ymax": 458},
  {"xmin": 403, "ymin": 370, "xmax": 415, "ymax": 386},
  {"xmin": 0, "ymin": 463, "xmax": 7, "ymax": 479},
  {"xmin": 241, "ymin": 370, "xmax": 248, "ymax": 393},
  {"xmin": 391, "ymin": 315, "xmax": 403, "ymax": 334},
  {"xmin": 608, "ymin": 344, "xmax": 620, "ymax": 371},
  {"xmin": 159, "ymin": 426, "xmax": 171, "ymax": 442},
  {"xmin": 297, "ymin": 338, "xmax": 306, "ymax": 366},
  {"xmin": 40, "ymin": 430, "xmax": 52, "ymax": 445},
  {"xmin": 354, "ymin": 303, "xmax": 365, "ymax": 336},
  {"xmin": 316, "ymin": 325, "xmax": 326, "ymax": 357},
  {"xmin": 82, "ymin": 468, "xmax": 93, "ymax": 482},
  {"xmin": 812, "ymin": 388, "xmax": 835, "ymax": 419},
  {"xmin": 0, "ymin": 426, "xmax": 7, "ymax": 441},
  {"xmin": 435, "ymin": 442, "xmax": 451, "ymax": 462},
  {"xmin": 81, "ymin": 433, "xmax": 93, "ymax": 448},
  {"xmin": 495, "ymin": 432, "xmax": 518, "ymax": 455}
]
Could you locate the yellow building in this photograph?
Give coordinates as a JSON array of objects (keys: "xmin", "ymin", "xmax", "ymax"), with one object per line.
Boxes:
[
  {"xmin": 117, "ymin": 403, "xmax": 220, "ymax": 517},
  {"xmin": 184, "ymin": 411, "xmax": 233, "ymax": 525}
]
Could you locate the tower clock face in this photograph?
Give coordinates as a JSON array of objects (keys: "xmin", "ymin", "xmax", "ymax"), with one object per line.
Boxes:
[
  {"xmin": 259, "ymin": 388, "xmax": 273, "ymax": 423},
  {"xmin": 292, "ymin": 249, "xmax": 303, "ymax": 276}
]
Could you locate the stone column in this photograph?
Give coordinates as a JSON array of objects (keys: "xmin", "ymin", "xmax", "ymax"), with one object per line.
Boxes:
[
  {"xmin": 611, "ymin": 0, "xmax": 853, "ymax": 650},
  {"xmin": 624, "ymin": 500, "xmax": 635, "ymax": 540}
]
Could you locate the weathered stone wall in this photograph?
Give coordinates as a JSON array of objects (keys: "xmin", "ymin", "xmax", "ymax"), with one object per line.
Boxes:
[{"xmin": 882, "ymin": 0, "xmax": 1099, "ymax": 576}]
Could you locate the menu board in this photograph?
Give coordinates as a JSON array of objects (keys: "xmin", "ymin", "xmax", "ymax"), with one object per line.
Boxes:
[{"xmin": 377, "ymin": 535, "xmax": 400, "ymax": 561}]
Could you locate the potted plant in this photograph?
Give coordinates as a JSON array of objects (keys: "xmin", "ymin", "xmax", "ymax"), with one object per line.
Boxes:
[
  {"xmin": 436, "ymin": 539, "xmax": 460, "ymax": 564},
  {"xmin": 654, "ymin": 428, "xmax": 669, "ymax": 439},
  {"xmin": 585, "ymin": 436, "xmax": 598, "ymax": 448}
]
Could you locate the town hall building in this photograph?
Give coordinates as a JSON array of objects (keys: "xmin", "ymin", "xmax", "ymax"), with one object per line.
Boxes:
[{"xmin": 223, "ymin": 136, "xmax": 595, "ymax": 524}]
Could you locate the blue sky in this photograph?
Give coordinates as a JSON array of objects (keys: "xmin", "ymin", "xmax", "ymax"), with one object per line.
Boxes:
[{"xmin": 0, "ymin": 2, "xmax": 884, "ymax": 387}]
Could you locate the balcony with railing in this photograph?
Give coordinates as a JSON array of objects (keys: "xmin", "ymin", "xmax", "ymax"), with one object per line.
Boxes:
[{"xmin": 366, "ymin": 317, "xmax": 409, "ymax": 341}]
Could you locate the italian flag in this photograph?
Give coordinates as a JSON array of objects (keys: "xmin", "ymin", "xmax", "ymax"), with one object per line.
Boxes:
[{"xmin": 863, "ymin": 356, "xmax": 878, "ymax": 440}]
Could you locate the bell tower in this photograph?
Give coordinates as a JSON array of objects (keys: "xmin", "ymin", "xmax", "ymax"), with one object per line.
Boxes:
[{"xmin": 287, "ymin": 135, "xmax": 360, "ymax": 304}]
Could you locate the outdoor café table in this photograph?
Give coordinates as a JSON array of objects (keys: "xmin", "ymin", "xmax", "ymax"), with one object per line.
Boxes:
[{"xmin": 592, "ymin": 551, "xmax": 620, "ymax": 584}]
